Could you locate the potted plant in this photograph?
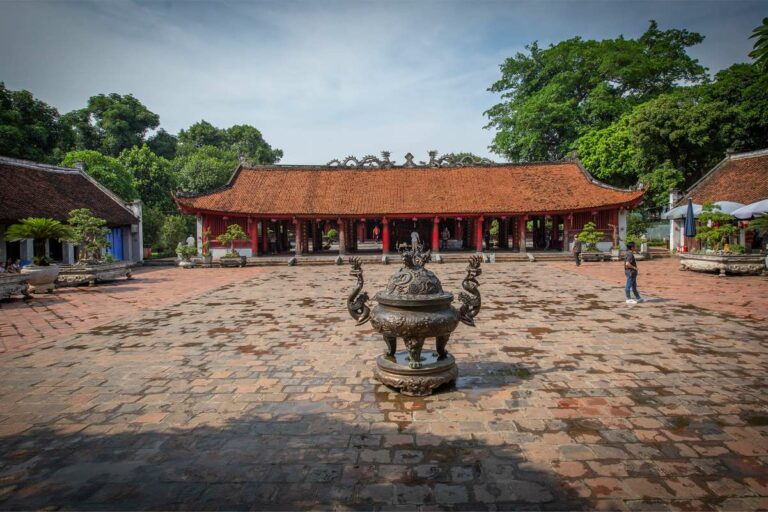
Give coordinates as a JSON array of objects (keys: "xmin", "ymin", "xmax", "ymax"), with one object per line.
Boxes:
[
  {"xmin": 176, "ymin": 242, "xmax": 198, "ymax": 268},
  {"xmin": 576, "ymin": 221, "xmax": 606, "ymax": 262},
  {"xmin": 323, "ymin": 228, "xmax": 338, "ymax": 250},
  {"xmin": 201, "ymin": 227, "xmax": 213, "ymax": 266},
  {"xmin": 679, "ymin": 203, "xmax": 764, "ymax": 276},
  {"xmin": 57, "ymin": 209, "xmax": 133, "ymax": 286},
  {"xmin": 217, "ymin": 224, "xmax": 248, "ymax": 267},
  {"xmin": 5, "ymin": 217, "xmax": 72, "ymax": 293}
]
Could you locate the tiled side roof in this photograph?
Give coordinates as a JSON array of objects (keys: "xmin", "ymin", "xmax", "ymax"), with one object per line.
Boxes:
[
  {"xmin": 0, "ymin": 157, "xmax": 139, "ymax": 226},
  {"xmin": 680, "ymin": 149, "xmax": 768, "ymax": 206},
  {"xmin": 175, "ymin": 162, "xmax": 645, "ymax": 216}
]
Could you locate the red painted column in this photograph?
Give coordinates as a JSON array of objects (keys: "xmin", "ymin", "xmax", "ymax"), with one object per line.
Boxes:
[
  {"xmin": 432, "ymin": 217, "xmax": 440, "ymax": 252},
  {"xmin": 475, "ymin": 216, "xmax": 484, "ymax": 252},
  {"xmin": 456, "ymin": 218, "xmax": 463, "ymax": 246},
  {"xmin": 519, "ymin": 215, "xmax": 528, "ymax": 253},
  {"xmin": 249, "ymin": 218, "xmax": 258, "ymax": 255},
  {"xmin": 382, "ymin": 218, "xmax": 390, "ymax": 254}
]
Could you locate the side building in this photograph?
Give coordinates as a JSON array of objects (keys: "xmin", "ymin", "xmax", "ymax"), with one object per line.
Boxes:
[
  {"xmin": 0, "ymin": 156, "xmax": 143, "ymax": 264},
  {"xmin": 174, "ymin": 153, "xmax": 645, "ymax": 258}
]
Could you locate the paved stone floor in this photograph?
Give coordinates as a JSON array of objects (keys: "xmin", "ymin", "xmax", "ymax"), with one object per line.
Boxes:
[{"xmin": 0, "ymin": 262, "xmax": 766, "ymax": 510}]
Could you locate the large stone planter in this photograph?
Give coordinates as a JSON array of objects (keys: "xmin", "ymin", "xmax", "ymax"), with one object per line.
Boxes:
[
  {"xmin": 57, "ymin": 262, "xmax": 132, "ymax": 287},
  {"xmin": 219, "ymin": 255, "xmax": 246, "ymax": 268},
  {"xmin": 21, "ymin": 264, "xmax": 60, "ymax": 293},
  {"xmin": 580, "ymin": 252, "xmax": 608, "ymax": 262},
  {"xmin": 0, "ymin": 274, "xmax": 31, "ymax": 300},
  {"xmin": 678, "ymin": 253, "xmax": 765, "ymax": 276}
]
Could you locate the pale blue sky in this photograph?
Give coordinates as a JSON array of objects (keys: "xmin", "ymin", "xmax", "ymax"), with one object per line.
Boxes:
[{"xmin": 1, "ymin": 0, "xmax": 764, "ymax": 163}]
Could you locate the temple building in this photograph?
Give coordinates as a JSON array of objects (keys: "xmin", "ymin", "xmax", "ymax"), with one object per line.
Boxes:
[
  {"xmin": 0, "ymin": 156, "xmax": 143, "ymax": 265},
  {"xmin": 174, "ymin": 152, "xmax": 645, "ymax": 258}
]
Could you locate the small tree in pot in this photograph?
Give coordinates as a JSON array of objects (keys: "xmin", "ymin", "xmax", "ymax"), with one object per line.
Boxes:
[
  {"xmin": 66, "ymin": 208, "xmax": 111, "ymax": 263},
  {"xmin": 695, "ymin": 202, "xmax": 739, "ymax": 252},
  {"xmin": 5, "ymin": 217, "xmax": 72, "ymax": 292},
  {"xmin": 576, "ymin": 221, "xmax": 605, "ymax": 252},
  {"xmin": 217, "ymin": 224, "xmax": 248, "ymax": 267}
]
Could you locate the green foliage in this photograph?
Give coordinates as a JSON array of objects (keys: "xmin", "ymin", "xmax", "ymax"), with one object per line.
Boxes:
[
  {"xmin": 730, "ymin": 244, "xmax": 746, "ymax": 254},
  {"xmin": 489, "ymin": 219, "xmax": 499, "ymax": 236},
  {"xmin": 324, "ymin": 228, "xmax": 338, "ymax": 241},
  {"xmin": 159, "ymin": 215, "xmax": 189, "ymax": 252},
  {"xmin": 118, "ymin": 144, "xmax": 176, "ymax": 210},
  {"xmin": 749, "ymin": 17, "xmax": 768, "ymax": 70},
  {"xmin": 695, "ymin": 202, "xmax": 739, "ymax": 250},
  {"xmin": 201, "ymin": 227, "xmax": 212, "ymax": 257},
  {"xmin": 176, "ymin": 242, "xmax": 198, "ymax": 261},
  {"xmin": 66, "ymin": 208, "xmax": 110, "ymax": 262},
  {"xmin": 486, "ymin": 21, "xmax": 706, "ymax": 162},
  {"xmin": 626, "ymin": 211, "xmax": 652, "ymax": 239},
  {"xmin": 216, "ymin": 224, "xmax": 248, "ymax": 254},
  {"xmin": 146, "ymin": 129, "xmax": 178, "ymax": 160},
  {"xmin": 61, "ymin": 150, "xmax": 138, "ymax": 201},
  {"xmin": 576, "ymin": 221, "xmax": 605, "ymax": 252},
  {"xmin": 172, "ymin": 145, "xmax": 239, "ymax": 194},
  {"xmin": 0, "ymin": 83, "xmax": 65, "ymax": 163},
  {"xmin": 141, "ymin": 205, "xmax": 164, "ymax": 248},
  {"xmin": 5, "ymin": 217, "xmax": 72, "ymax": 265},
  {"xmin": 64, "ymin": 93, "xmax": 160, "ymax": 156},
  {"xmin": 748, "ymin": 215, "xmax": 768, "ymax": 234}
]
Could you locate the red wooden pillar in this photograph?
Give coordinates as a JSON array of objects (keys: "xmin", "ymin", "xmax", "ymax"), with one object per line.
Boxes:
[
  {"xmin": 475, "ymin": 216, "xmax": 484, "ymax": 252},
  {"xmin": 382, "ymin": 218, "xmax": 390, "ymax": 254},
  {"xmin": 249, "ymin": 218, "xmax": 258, "ymax": 255},
  {"xmin": 432, "ymin": 217, "xmax": 440, "ymax": 252},
  {"xmin": 261, "ymin": 221, "xmax": 269, "ymax": 254},
  {"xmin": 456, "ymin": 218, "xmax": 463, "ymax": 247},
  {"xmin": 519, "ymin": 215, "xmax": 528, "ymax": 253}
]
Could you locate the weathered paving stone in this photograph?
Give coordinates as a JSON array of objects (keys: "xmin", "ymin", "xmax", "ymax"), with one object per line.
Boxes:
[{"xmin": 0, "ymin": 262, "xmax": 766, "ymax": 509}]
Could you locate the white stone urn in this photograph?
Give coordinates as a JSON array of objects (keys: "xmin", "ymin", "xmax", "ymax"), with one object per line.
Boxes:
[{"xmin": 21, "ymin": 264, "xmax": 60, "ymax": 293}]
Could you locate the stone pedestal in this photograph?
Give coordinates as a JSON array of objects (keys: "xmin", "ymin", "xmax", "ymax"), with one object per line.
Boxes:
[{"xmin": 374, "ymin": 351, "xmax": 457, "ymax": 396}]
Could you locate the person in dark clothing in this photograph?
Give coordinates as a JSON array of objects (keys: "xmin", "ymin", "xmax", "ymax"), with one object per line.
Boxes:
[
  {"xmin": 572, "ymin": 236, "xmax": 582, "ymax": 266},
  {"xmin": 624, "ymin": 242, "xmax": 643, "ymax": 304}
]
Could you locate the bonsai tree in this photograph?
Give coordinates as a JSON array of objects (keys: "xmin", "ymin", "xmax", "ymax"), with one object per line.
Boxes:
[
  {"xmin": 201, "ymin": 227, "xmax": 212, "ymax": 258},
  {"xmin": 576, "ymin": 221, "xmax": 604, "ymax": 252},
  {"xmin": 176, "ymin": 242, "xmax": 198, "ymax": 262},
  {"xmin": 5, "ymin": 217, "xmax": 72, "ymax": 266},
  {"xmin": 216, "ymin": 224, "xmax": 248, "ymax": 256},
  {"xmin": 695, "ymin": 202, "xmax": 739, "ymax": 251},
  {"xmin": 66, "ymin": 208, "xmax": 111, "ymax": 262},
  {"xmin": 489, "ymin": 219, "xmax": 500, "ymax": 248}
]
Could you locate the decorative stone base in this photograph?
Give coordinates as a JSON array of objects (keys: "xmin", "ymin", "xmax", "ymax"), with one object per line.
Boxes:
[
  {"xmin": 220, "ymin": 256, "xmax": 246, "ymax": 268},
  {"xmin": 373, "ymin": 350, "xmax": 457, "ymax": 396},
  {"xmin": 678, "ymin": 253, "xmax": 765, "ymax": 276},
  {"xmin": 0, "ymin": 275, "xmax": 31, "ymax": 300},
  {"xmin": 57, "ymin": 263, "xmax": 132, "ymax": 287}
]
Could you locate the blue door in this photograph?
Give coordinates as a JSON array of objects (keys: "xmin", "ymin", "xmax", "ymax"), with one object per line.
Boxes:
[{"xmin": 106, "ymin": 227, "xmax": 124, "ymax": 260}]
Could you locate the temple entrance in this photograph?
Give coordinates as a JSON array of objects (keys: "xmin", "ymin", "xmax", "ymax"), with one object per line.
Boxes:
[{"xmin": 527, "ymin": 215, "xmax": 565, "ymax": 250}]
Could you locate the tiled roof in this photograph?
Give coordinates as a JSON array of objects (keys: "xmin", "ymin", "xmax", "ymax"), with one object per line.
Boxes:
[
  {"xmin": 175, "ymin": 161, "xmax": 645, "ymax": 217},
  {"xmin": 680, "ymin": 149, "xmax": 768, "ymax": 206},
  {"xmin": 0, "ymin": 157, "xmax": 139, "ymax": 226}
]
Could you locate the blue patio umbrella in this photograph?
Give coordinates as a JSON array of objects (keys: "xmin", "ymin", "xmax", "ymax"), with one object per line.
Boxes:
[{"xmin": 684, "ymin": 199, "xmax": 697, "ymax": 237}]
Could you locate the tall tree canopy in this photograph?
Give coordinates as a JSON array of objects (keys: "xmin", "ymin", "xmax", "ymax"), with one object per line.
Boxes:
[
  {"xmin": 118, "ymin": 145, "xmax": 177, "ymax": 211},
  {"xmin": 485, "ymin": 21, "xmax": 706, "ymax": 162},
  {"xmin": 146, "ymin": 128, "xmax": 178, "ymax": 160},
  {"xmin": 0, "ymin": 83, "xmax": 65, "ymax": 162},
  {"xmin": 61, "ymin": 150, "xmax": 138, "ymax": 202},
  {"xmin": 749, "ymin": 17, "xmax": 768, "ymax": 70},
  {"xmin": 63, "ymin": 93, "xmax": 160, "ymax": 156}
]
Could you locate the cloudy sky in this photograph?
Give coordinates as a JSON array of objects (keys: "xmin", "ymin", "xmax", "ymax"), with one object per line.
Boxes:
[{"xmin": 1, "ymin": 0, "xmax": 763, "ymax": 164}]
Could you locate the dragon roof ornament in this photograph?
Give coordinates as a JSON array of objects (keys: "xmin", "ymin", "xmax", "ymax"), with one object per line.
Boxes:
[{"xmin": 326, "ymin": 151, "xmax": 494, "ymax": 168}]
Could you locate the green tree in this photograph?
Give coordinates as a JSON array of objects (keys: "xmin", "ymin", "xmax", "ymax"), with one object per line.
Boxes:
[
  {"xmin": 576, "ymin": 221, "xmax": 605, "ymax": 252},
  {"xmin": 216, "ymin": 224, "xmax": 248, "ymax": 255},
  {"xmin": 159, "ymin": 215, "xmax": 190, "ymax": 251},
  {"xmin": 61, "ymin": 150, "xmax": 138, "ymax": 201},
  {"xmin": 695, "ymin": 202, "xmax": 739, "ymax": 250},
  {"xmin": 146, "ymin": 128, "xmax": 178, "ymax": 160},
  {"xmin": 749, "ymin": 17, "xmax": 768, "ymax": 70},
  {"xmin": 0, "ymin": 83, "xmax": 66, "ymax": 162},
  {"xmin": 173, "ymin": 145, "xmax": 239, "ymax": 194},
  {"xmin": 224, "ymin": 124, "xmax": 283, "ymax": 163},
  {"xmin": 118, "ymin": 144, "xmax": 176, "ymax": 211},
  {"xmin": 177, "ymin": 120, "xmax": 225, "ymax": 151},
  {"xmin": 141, "ymin": 205, "xmax": 164, "ymax": 249},
  {"xmin": 64, "ymin": 93, "xmax": 160, "ymax": 156},
  {"xmin": 66, "ymin": 208, "xmax": 111, "ymax": 261},
  {"xmin": 486, "ymin": 21, "xmax": 706, "ymax": 161},
  {"xmin": 5, "ymin": 218, "xmax": 72, "ymax": 265}
]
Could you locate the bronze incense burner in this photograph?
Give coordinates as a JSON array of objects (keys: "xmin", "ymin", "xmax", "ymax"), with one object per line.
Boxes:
[{"xmin": 346, "ymin": 244, "xmax": 482, "ymax": 396}]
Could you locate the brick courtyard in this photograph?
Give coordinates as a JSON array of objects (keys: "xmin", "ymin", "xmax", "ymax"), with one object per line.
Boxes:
[{"xmin": 0, "ymin": 260, "xmax": 767, "ymax": 510}]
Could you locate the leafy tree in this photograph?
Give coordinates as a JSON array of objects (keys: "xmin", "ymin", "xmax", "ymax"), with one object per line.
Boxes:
[
  {"xmin": 61, "ymin": 150, "xmax": 138, "ymax": 201},
  {"xmin": 66, "ymin": 208, "xmax": 110, "ymax": 262},
  {"xmin": 159, "ymin": 215, "xmax": 189, "ymax": 251},
  {"xmin": 64, "ymin": 93, "xmax": 160, "ymax": 156},
  {"xmin": 216, "ymin": 224, "xmax": 248, "ymax": 256},
  {"xmin": 173, "ymin": 145, "xmax": 239, "ymax": 194},
  {"xmin": 224, "ymin": 124, "xmax": 283, "ymax": 164},
  {"xmin": 5, "ymin": 217, "xmax": 72, "ymax": 265},
  {"xmin": 486, "ymin": 21, "xmax": 706, "ymax": 161},
  {"xmin": 141, "ymin": 205, "xmax": 164, "ymax": 249},
  {"xmin": 0, "ymin": 83, "xmax": 65, "ymax": 162},
  {"xmin": 695, "ymin": 202, "xmax": 739, "ymax": 250},
  {"xmin": 146, "ymin": 128, "xmax": 178, "ymax": 160},
  {"xmin": 749, "ymin": 17, "xmax": 768, "ymax": 70},
  {"xmin": 118, "ymin": 145, "xmax": 176, "ymax": 211},
  {"xmin": 177, "ymin": 120, "xmax": 225, "ymax": 151},
  {"xmin": 576, "ymin": 221, "xmax": 604, "ymax": 252}
]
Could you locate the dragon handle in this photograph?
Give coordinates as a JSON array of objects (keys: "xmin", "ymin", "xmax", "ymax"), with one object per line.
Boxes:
[
  {"xmin": 458, "ymin": 255, "xmax": 482, "ymax": 326},
  {"xmin": 347, "ymin": 257, "xmax": 371, "ymax": 325}
]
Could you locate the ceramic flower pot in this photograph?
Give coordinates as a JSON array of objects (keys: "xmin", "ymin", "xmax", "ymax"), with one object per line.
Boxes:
[{"xmin": 21, "ymin": 264, "xmax": 60, "ymax": 293}]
